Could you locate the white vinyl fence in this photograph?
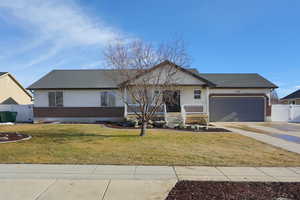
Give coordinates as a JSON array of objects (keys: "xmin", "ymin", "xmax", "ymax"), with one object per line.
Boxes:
[
  {"xmin": 272, "ymin": 104, "xmax": 300, "ymax": 123},
  {"xmin": 0, "ymin": 104, "xmax": 33, "ymax": 123}
]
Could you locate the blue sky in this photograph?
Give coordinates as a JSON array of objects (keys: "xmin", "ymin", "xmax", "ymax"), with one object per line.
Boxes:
[{"xmin": 0, "ymin": 0, "xmax": 299, "ymax": 97}]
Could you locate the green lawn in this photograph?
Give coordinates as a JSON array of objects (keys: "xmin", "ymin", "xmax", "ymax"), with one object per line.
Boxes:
[{"xmin": 0, "ymin": 124, "xmax": 300, "ymax": 166}]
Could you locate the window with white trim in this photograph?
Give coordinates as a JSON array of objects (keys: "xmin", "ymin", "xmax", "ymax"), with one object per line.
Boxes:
[
  {"xmin": 48, "ymin": 91, "xmax": 63, "ymax": 107},
  {"xmin": 194, "ymin": 89, "xmax": 201, "ymax": 99},
  {"xmin": 126, "ymin": 94, "xmax": 136, "ymax": 104},
  {"xmin": 151, "ymin": 90, "xmax": 160, "ymax": 103},
  {"xmin": 100, "ymin": 91, "xmax": 116, "ymax": 107}
]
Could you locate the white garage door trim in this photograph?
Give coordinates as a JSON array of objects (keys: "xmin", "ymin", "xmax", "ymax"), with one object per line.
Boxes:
[{"xmin": 209, "ymin": 96, "xmax": 266, "ymax": 122}]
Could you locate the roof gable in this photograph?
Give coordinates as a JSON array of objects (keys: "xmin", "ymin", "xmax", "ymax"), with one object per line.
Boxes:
[
  {"xmin": 1, "ymin": 97, "xmax": 18, "ymax": 105},
  {"xmin": 281, "ymin": 89, "xmax": 300, "ymax": 100},
  {"xmin": 0, "ymin": 73, "xmax": 32, "ymax": 98},
  {"xmin": 0, "ymin": 72, "xmax": 8, "ymax": 77},
  {"xmin": 121, "ymin": 60, "xmax": 215, "ymax": 86}
]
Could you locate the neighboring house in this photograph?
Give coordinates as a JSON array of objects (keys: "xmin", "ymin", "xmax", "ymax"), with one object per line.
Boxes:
[
  {"xmin": 281, "ymin": 89, "xmax": 300, "ymax": 105},
  {"xmin": 0, "ymin": 72, "xmax": 32, "ymax": 105},
  {"xmin": 28, "ymin": 61, "xmax": 277, "ymax": 123}
]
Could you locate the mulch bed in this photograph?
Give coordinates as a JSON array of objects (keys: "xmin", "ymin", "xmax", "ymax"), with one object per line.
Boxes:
[
  {"xmin": 104, "ymin": 123, "xmax": 230, "ymax": 132},
  {"xmin": 166, "ymin": 181, "xmax": 300, "ymax": 200},
  {"xmin": 0, "ymin": 132, "xmax": 31, "ymax": 143},
  {"xmin": 104, "ymin": 123, "xmax": 138, "ymax": 129}
]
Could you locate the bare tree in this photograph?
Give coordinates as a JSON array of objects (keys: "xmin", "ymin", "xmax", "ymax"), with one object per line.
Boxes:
[
  {"xmin": 270, "ymin": 89, "xmax": 280, "ymax": 104},
  {"xmin": 103, "ymin": 39, "xmax": 190, "ymax": 136}
]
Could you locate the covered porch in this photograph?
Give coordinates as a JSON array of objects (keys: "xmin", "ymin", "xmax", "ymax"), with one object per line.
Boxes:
[{"xmin": 123, "ymin": 86, "xmax": 210, "ymax": 125}]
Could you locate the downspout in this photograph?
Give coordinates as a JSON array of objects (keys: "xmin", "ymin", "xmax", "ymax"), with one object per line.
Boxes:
[{"xmin": 267, "ymin": 88, "xmax": 273, "ymax": 122}]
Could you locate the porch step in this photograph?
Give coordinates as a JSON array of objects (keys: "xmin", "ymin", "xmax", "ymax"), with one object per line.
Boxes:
[
  {"xmin": 166, "ymin": 113, "xmax": 183, "ymax": 128},
  {"xmin": 166, "ymin": 112, "xmax": 181, "ymax": 117}
]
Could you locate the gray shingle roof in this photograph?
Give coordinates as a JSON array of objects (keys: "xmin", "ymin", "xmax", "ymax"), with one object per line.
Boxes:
[
  {"xmin": 1, "ymin": 97, "xmax": 18, "ymax": 104},
  {"xmin": 0, "ymin": 72, "xmax": 8, "ymax": 76},
  {"xmin": 28, "ymin": 69, "xmax": 126, "ymax": 89},
  {"xmin": 281, "ymin": 89, "xmax": 300, "ymax": 100},
  {"xmin": 28, "ymin": 69, "xmax": 277, "ymax": 90},
  {"xmin": 200, "ymin": 73, "xmax": 278, "ymax": 88}
]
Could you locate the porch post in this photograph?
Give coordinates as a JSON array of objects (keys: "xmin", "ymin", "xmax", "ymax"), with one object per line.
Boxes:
[
  {"xmin": 206, "ymin": 86, "xmax": 210, "ymax": 122},
  {"xmin": 123, "ymin": 88, "xmax": 127, "ymax": 119}
]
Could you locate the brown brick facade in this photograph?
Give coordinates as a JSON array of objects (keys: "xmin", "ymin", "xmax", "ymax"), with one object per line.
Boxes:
[{"xmin": 34, "ymin": 107, "xmax": 124, "ymax": 118}]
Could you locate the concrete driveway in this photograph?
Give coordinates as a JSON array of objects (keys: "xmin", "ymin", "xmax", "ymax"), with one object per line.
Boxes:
[
  {"xmin": 215, "ymin": 122, "xmax": 300, "ymax": 154},
  {"xmin": 263, "ymin": 122, "xmax": 300, "ymax": 132},
  {"xmin": 226, "ymin": 122, "xmax": 300, "ymax": 133},
  {"xmin": 257, "ymin": 122, "xmax": 300, "ymax": 134},
  {"xmin": 219, "ymin": 122, "xmax": 300, "ymax": 139}
]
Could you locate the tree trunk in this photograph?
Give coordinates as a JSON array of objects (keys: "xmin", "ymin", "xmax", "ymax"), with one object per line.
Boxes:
[{"xmin": 140, "ymin": 121, "xmax": 147, "ymax": 136}]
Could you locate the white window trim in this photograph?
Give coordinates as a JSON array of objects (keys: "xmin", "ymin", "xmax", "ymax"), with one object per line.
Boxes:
[
  {"xmin": 194, "ymin": 89, "xmax": 202, "ymax": 99},
  {"xmin": 100, "ymin": 91, "xmax": 116, "ymax": 107},
  {"xmin": 48, "ymin": 91, "xmax": 64, "ymax": 107}
]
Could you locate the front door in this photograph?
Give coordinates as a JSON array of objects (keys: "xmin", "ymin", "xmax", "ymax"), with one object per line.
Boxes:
[{"xmin": 163, "ymin": 90, "xmax": 181, "ymax": 112}]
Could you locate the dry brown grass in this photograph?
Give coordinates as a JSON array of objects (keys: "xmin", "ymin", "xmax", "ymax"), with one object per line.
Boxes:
[{"xmin": 0, "ymin": 124, "xmax": 299, "ymax": 166}]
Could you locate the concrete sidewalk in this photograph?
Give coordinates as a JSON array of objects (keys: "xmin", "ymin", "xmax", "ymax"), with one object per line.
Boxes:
[
  {"xmin": 1, "ymin": 179, "xmax": 176, "ymax": 200},
  {"xmin": 214, "ymin": 123, "xmax": 300, "ymax": 154},
  {"xmin": 1, "ymin": 164, "xmax": 300, "ymax": 200},
  {"xmin": 1, "ymin": 164, "xmax": 300, "ymax": 181}
]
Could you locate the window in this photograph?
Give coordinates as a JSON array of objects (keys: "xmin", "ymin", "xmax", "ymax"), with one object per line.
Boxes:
[
  {"xmin": 291, "ymin": 100, "xmax": 296, "ymax": 105},
  {"xmin": 126, "ymin": 94, "xmax": 136, "ymax": 104},
  {"xmin": 101, "ymin": 91, "xmax": 116, "ymax": 107},
  {"xmin": 48, "ymin": 92, "xmax": 63, "ymax": 107},
  {"xmin": 152, "ymin": 90, "xmax": 160, "ymax": 103},
  {"xmin": 194, "ymin": 89, "xmax": 201, "ymax": 99}
]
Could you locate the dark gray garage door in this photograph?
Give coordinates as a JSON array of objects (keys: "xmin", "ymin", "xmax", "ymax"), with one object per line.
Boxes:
[{"xmin": 209, "ymin": 96, "xmax": 265, "ymax": 122}]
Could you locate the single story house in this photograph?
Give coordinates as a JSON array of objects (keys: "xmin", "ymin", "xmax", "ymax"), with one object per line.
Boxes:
[
  {"xmin": 28, "ymin": 61, "xmax": 277, "ymax": 123},
  {"xmin": 0, "ymin": 72, "xmax": 32, "ymax": 105},
  {"xmin": 281, "ymin": 89, "xmax": 300, "ymax": 105}
]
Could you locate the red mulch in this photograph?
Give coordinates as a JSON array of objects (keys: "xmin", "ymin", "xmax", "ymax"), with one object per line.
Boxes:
[
  {"xmin": 0, "ymin": 132, "xmax": 30, "ymax": 143},
  {"xmin": 166, "ymin": 181, "xmax": 300, "ymax": 200}
]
